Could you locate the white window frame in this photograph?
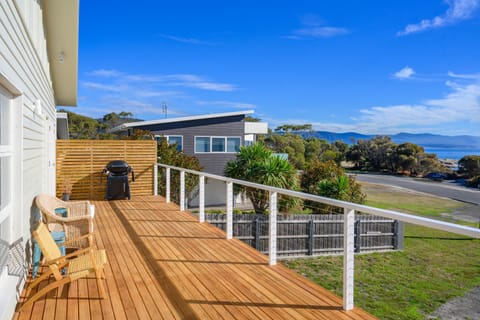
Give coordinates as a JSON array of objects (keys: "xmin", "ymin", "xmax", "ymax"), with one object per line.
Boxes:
[
  {"xmin": 194, "ymin": 136, "xmax": 241, "ymax": 154},
  {"xmin": 0, "ymin": 87, "xmax": 13, "ymax": 237},
  {"xmin": 155, "ymin": 134, "xmax": 183, "ymax": 151}
]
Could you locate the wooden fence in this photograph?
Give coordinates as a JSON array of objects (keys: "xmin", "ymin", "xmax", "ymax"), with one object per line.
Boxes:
[
  {"xmin": 205, "ymin": 213, "xmax": 404, "ymax": 257},
  {"xmin": 56, "ymin": 140, "xmax": 157, "ymax": 200}
]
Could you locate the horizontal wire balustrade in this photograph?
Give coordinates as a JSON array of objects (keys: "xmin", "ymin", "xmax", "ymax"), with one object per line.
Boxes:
[{"xmin": 154, "ymin": 163, "xmax": 480, "ymax": 311}]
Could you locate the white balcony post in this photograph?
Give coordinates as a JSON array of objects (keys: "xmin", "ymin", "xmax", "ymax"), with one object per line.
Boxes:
[
  {"xmin": 226, "ymin": 181, "xmax": 233, "ymax": 239},
  {"xmin": 269, "ymin": 191, "xmax": 278, "ymax": 266},
  {"xmin": 343, "ymin": 208, "xmax": 355, "ymax": 311},
  {"xmin": 180, "ymin": 170, "xmax": 185, "ymax": 211},
  {"xmin": 166, "ymin": 167, "xmax": 171, "ymax": 203},
  {"xmin": 153, "ymin": 164, "xmax": 158, "ymax": 196},
  {"xmin": 199, "ymin": 175, "xmax": 205, "ymax": 223}
]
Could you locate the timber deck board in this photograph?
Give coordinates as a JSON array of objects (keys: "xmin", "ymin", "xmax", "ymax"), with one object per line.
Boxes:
[{"xmin": 14, "ymin": 196, "xmax": 376, "ymax": 319}]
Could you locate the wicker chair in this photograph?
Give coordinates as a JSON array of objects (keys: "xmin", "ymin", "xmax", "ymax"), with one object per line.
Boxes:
[
  {"xmin": 19, "ymin": 222, "xmax": 107, "ymax": 311},
  {"xmin": 35, "ymin": 194, "xmax": 94, "ymax": 249}
]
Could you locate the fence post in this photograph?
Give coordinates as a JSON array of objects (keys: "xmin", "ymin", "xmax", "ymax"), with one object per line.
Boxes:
[
  {"xmin": 308, "ymin": 217, "xmax": 314, "ymax": 256},
  {"xmin": 199, "ymin": 175, "xmax": 205, "ymax": 223},
  {"xmin": 226, "ymin": 181, "xmax": 233, "ymax": 239},
  {"xmin": 354, "ymin": 219, "xmax": 361, "ymax": 253},
  {"xmin": 255, "ymin": 217, "xmax": 261, "ymax": 251},
  {"xmin": 166, "ymin": 167, "xmax": 170, "ymax": 203},
  {"xmin": 153, "ymin": 164, "xmax": 158, "ymax": 196},
  {"xmin": 393, "ymin": 220, "xmax": 405, "ymax": 250},
  {"xmin": 180, "ymin": 170, "xmax": 185, "ymax": 211},
  {"xmin": 343, "ymin": 208, "xmax": 355, "ymax": 311},
  {"xmin": 269, "ymin": 191, "xmax": 278, "ymax": 266}
]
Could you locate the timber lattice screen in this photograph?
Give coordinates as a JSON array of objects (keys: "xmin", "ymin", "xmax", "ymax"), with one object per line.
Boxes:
[{"xmin": 56, "ymin": 140, "xmax": 157, "ymax": 200}]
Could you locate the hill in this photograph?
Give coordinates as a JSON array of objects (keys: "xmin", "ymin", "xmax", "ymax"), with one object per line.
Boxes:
[{"xmin": 305, "ymin": 131, "xmax": 480, "ymax": 149}]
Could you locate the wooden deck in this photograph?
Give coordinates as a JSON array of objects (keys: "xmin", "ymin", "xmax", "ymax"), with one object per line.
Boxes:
[{"xmin": 15, "ymin": 196, "xmax": 376, "ymax": 319}]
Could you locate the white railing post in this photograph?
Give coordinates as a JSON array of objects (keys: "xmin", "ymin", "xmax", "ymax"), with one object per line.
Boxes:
[
  {"xmin": 343, "ymin": 208, "xmax": 355, "ymax": 311},
  {"xmin": 269, "ymin": 191, "xmax": 278, "ymax": 266},
  {"xmin": 166, "ymin": 167, "xmax": 170, "ymax": 203},
  {"xmin": 153, "ymin": 164, "xmax": 158, "ymax": 196},
  {"xmin": 226, "ymin": 181, "xmax": 233, "ymax": 239},
  {"xmin": 199, "ymin": 175, "xmax": 205, "ymax": 223},
  {"xmin": 180, "ymin": 170, "xmax": 185, "ymax": 211}
]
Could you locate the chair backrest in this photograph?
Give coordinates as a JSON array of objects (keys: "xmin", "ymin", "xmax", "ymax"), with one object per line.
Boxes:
[
  {"xmin": 35, "ymin": 194, "xmax": 63, "ymax": 222},
  {"xmin": 32, "ymin": 222, "xmax": 62, "ymax": 262}
]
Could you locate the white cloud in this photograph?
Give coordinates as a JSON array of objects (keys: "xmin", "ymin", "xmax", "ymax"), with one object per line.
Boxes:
[
  {"xmin": 163, "ymin": 74, "xmax": 237, "ymax": 91},
  {"xmin": 89, "ymin": 69, "xmax": 124, "ymax": 77},
  {"xmin": 447, "ymin": 71, "xmax": 480, "ymax": 79},
  {"xmin": 88, "ymin": 70, "xmax": 237, "ymax": 92},
  {"xmin": 287, "ymin": 14, "xmax": 349, "ymax": 39},
  {"xmin": 82, "ymin": 81, "xmax": 127, "ymax": 92},
  {"xmin": 267, "ymin": 73, "xmax": 480, "ymax": 135},
  {"xmin": 291, "ymin": 27, "xmax": 349, "ymax": 38},
  {"xmin": 196, "ymin": 100, "xmax": 256, "ymax": 109},
  {"xmin": 397, "ymin": 0, "xmax": 480, "ymax": 36},
  {"xmin": 393, "ymin": 66, "xmax": 416, "ymax": 80},
  {"xmin": 159, "ymin": 34, "xmax": 213, "ymax": 45}
]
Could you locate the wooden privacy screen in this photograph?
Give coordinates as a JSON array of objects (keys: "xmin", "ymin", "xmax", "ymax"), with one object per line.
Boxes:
[{"xmin": 56, "ymin": 140, "xmax": 157, "ymax": 200}]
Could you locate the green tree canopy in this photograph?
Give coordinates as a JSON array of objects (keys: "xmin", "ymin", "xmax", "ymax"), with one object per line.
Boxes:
[
  {"xmin": 301, "ymin": 160, "xmax": 365, "ymax": 213},
  {"xmin": 225, "ymin": 143, "xmax": 299, "ymax": 213},
  {"xmin": 458, "ymin": 155, "xmax": 480, "ymax": 178},
  {"xmin": 156, "ymin": 137, "xmax": 203, "ymax": 203}
]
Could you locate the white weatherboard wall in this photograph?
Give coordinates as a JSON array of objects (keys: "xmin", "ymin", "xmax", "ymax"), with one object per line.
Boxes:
[{"xmin": 0, "ymin": 1, "xmax": 57, "ymax": 319}]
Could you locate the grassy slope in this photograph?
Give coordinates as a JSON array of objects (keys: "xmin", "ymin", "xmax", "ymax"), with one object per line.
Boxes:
[{"xmin": 284, "ymin": 183, "xmax": 480, "ymax": 320}]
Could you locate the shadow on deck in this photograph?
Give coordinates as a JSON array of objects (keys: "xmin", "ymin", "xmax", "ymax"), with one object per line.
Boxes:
[{"xmin": 15, "ymin": 196, "xmax": 376, "ymax": 319}]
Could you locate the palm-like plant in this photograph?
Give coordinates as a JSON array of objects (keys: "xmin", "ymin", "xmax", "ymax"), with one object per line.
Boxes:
[{"xmin": 225, "ymin": 143, "xmax": 298, "ymax": 213}]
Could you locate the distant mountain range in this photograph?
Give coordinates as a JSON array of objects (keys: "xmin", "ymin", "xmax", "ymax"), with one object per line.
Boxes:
[{"xmin": 302, "ymin": 131, "xmax": 480, "ymax": 149}]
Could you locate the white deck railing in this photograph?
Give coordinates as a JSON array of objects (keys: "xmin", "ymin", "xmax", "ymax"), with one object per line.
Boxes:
[{"xmin": 154, "ymin": 163, "xmax": 480, "ymax": 311}]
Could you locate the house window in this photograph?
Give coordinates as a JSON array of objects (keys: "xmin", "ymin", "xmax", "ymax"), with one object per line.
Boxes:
[
  {"xmin": 195, "ymin": 137, "xmax": 210, "ymax": 153},
  {"xmin": 155, "ymin": 135, "xmax": 183, "ymax": 151},
  {"xmin": 212, "ymin": 137, "xmax": 225, "ymax": 152},
  {"xmin": 167, "ymin": 136, "xmax": 183, "ymax": 151},
  {"xmin": 195, "ymin": 136, "xmax": 241, "ymax": 153},
  {"xmin": 227, "ymin": 137, "xmax": 241, "ymax": 152}
]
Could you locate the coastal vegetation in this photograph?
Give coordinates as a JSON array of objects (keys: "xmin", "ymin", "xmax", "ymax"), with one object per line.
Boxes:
[
  {"xmin": 458, "ymin": 155, "xmax": 480, "ymax": 187},
  {"xmin": 284, "ymin": 185, "xmax": 480, "ymax": 320}
]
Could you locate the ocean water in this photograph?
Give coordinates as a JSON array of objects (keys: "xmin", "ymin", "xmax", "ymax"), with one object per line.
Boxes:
[{"xmin": 424, "ymin": 148, "xmax": 480, "ymax": 160}]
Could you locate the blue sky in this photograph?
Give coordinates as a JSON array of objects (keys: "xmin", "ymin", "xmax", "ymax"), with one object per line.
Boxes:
[{"xmin": 74, "ymin": 0, "xmax": 480, "ymax": 136}]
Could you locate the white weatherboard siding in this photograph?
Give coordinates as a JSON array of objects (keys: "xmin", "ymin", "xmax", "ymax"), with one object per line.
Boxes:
[{"xmin": 0, "ymin": 1, "xmax": 56, "ymax": 319}]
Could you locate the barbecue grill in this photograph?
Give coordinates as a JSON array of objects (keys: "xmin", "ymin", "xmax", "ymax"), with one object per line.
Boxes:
[{"xmin": 103, "ymin": 160, "xmax": 135, "ymax": 200}]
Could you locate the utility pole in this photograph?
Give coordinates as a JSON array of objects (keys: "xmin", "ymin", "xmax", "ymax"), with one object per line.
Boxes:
[{"xmin": 162, "ymin": 101, "xmax": 167, "ymax": 118}]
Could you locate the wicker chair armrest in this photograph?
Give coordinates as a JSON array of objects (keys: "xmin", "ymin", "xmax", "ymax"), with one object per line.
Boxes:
[
  {"xmin": 62, "ymin": 233, "xmax": 94, "ymax": 246},
  {"xmin": 48, "ymin": 247, "xmax": 94, "ymax": 264},
  {"xmin": 65, "ymin": 201, "xmax": 91, "ymax": 218}
]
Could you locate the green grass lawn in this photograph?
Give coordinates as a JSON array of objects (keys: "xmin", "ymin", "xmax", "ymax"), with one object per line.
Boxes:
[{"xmin": 283, "ymin": 183, "xmax": 480, "ymax": 320}]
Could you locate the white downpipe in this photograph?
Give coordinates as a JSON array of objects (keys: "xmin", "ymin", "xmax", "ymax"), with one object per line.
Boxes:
[
  {"xmin": 226, "ymin": 181, "xmax": 233, "ymax": 239},
  {"xmin": 180, "ymin": 170, "xmax": 185, "ymax": 211},
  {"xmin": 153, "ymin": 164, "xmax": 158, "ymax": 196},
  {"xmin": 269, "ymin": 191, "xmax": 278, "ymax": 266},
  {"xmin": 166, "ymin": 167, "xmax": 170, "ymax": 203},
  {"xmin": 343, "ymin": 208, "xmax": 355, "ymax": 310},
  {"xmin": 199, "ymin": 175, "xmax": 205, "ymax": 223}
]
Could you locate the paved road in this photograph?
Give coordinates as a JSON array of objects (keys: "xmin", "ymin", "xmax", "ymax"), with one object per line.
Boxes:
[{"xmin": 352, "ymin": 173, "xmax": 480, "ymax": 205}]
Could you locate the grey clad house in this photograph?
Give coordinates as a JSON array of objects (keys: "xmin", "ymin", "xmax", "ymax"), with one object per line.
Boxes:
[{"xmin": 110, "ymin": 110, "xmax": 268, "ymax": 205}]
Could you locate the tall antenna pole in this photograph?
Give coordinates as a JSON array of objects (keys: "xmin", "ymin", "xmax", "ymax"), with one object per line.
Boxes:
[{"xmin": 162, "ymin": 101, "xmax": 167, "ymax": 118}]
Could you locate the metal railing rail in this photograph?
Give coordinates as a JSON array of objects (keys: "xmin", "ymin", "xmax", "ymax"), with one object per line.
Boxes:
[{"xmin": 154, "ymin": 163, "xmax": 480, "ymax": 311}]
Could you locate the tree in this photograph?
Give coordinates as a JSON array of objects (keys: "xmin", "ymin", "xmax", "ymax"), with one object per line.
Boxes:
[
  {"xmin": 156, "ymin": 137, "xmax": 203, "ymax": 203},
  {"xmin": 458, "ymin": 155, "xmax": 480, "ymax": 178},
  {"xmin": 262, "ymin": 131, "xmax": 306, "ymax": 169},
  {"xmin": 274, "ymin": 124, "xmax": 313, "ymax": 133},
  {"xmin": 60, "ymin": 109, "xmax": 104, "ymax": 139},
  {"xmin": 225, "ymin": 143, "xmax": 299, "ymax": 213},
  {"xmin": 301, "ymin": 160, "xmax": 365, "ymax": 213}
]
